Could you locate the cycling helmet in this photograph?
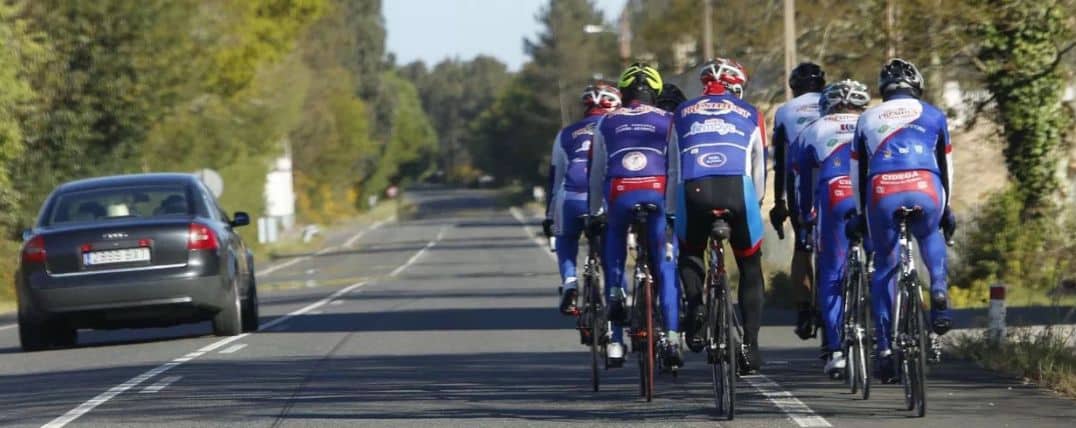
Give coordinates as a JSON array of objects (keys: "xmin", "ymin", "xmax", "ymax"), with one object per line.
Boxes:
[
  {"xmin": 618, "ymin": 63, "xmax": 663, "ymax": 104},
  {"xmin": 581, "ymin": 82, "xmax": 622, "ymax": 111},
  {"xmin": 879, "ymin": 58, "xmax": 923, "ymax": 98},
  {"xmin": 655, "ymin": 83, "xmax": 687, "ymax": 111},
  {"xmin": 700, "ymin": 58, "xmax": 748, "ymax": 98},
  {"xmin": 820, "ymin": 79, "xmax": 871, "ymax": 114},
  {"xmin": 788, "ymin": 62, "xmax": 826, "ymax": 95}
]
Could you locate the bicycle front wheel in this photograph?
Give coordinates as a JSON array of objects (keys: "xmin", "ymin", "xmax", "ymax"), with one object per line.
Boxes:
[{"xmin": 583, "ymin": 273, "xmax": 602, "ymax": 392}]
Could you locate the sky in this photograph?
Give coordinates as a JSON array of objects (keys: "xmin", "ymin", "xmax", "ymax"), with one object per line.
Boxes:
[{"xmin": 384, "ymin": 0, "xmax": 627, "ymax": 71}]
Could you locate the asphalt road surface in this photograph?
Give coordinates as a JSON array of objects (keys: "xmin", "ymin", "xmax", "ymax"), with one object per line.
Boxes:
[{"xmin": 1, "ymin": 189, "xmax": 1073, "ymax": 427}]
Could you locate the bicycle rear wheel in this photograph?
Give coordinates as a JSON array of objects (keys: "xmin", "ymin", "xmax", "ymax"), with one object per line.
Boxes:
[
  {"xmin": 842, "ymin": 266, "xmax": 859, "ymax": 391},
  {"xmin": 710, "ymin": 282, "xmax": 736, "ymax": 419},
  {"xmin": 583, "ymin": 272, "xmax": 602, "ymax": 392},
  {"xmin": 859, "ymin": 282, "xmax": 873, "ymax": 400},
  {"xmin": 909, "ymin": 285, "xmax": 928, "ymax": 417},
  {"xmin": 643, "ymin": 278, "xmax": 656, "ymax": 402}
]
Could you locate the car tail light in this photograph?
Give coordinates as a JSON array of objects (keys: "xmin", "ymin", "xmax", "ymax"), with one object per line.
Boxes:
[
  {"xmin": 22, "ymin": 235, "xmax": 46, "ymax": 264},
  {"xmin": 188, "ymin": 223, "xmax": 219, "ymax": 251}
]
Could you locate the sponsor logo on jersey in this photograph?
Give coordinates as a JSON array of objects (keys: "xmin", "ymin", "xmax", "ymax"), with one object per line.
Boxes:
[
  {"xmin": 880, "ymin": 171, "xmax": 921, "ymax": 181},
  {"xmin": 615, "ymin": 123, "xmax": 657, "ymax": 134},
  {"xmin": 571, "ymin": 123, "xmax": 596, "ymax": 139},
  {"xmin": 879, "ymin": 107, "xmax": 917, "ymax": 121},
  {"xmin": 877, "ymin": 124, "xmax": 890, "ymax": 134},
  {"xmin": 684, "ymin": 118, "xmax": 745, "ymax": 137},
  {"xmin": 796, "ymin": 104, "xmax": 819, "ymax": 113},
  {"xmin": 622, "ymin": 151, "xmax": 648, "ymax": 171},
  {"xmin": 902, "ymin": 123, "xmax": 927, "ymax": 133},
  {"xmin": 833, "ymin": 157, "xmax": 842, "ymax": 167},
  {"xmin": 797, "ymin": 116, "xmax": 810, "ymax": 124},
  {"xmin": 839, "ymin": 123, "xmax": 856, "ymax": 132},
  {"xmin": 574, "ymin": 140, "xmax": 591, "ymax": 153},
  {"xmin": 680, "ymin": 99, "xmax": 752, "ymax": 118},
  {"xmin": 610, "ymin": 105, "xmax": 663, "ymax": 116},
  {"xmin": 696, "ymin": 152, "xmax": 728, "ymax": 168},
  {"xmin": 826, "ymin": 138, "xmax": 839, "ymax": 147}
]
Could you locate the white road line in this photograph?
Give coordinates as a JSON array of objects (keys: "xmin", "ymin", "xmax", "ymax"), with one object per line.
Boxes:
[
  {"xmin": 388, "ymin": 225, "xmax": 448, "ymax": 277},
  {"xmin": 138, "ymin": 376, "xmax": 182, "ymax": 394},
  {"xmin": 218, "ymin": 344, "xmax": 247, "ymax": 354},
  {"xmin": 259, "ymin": 217, "xmax": 395, "ymax": 276},
  {"xmin": 42, "ymin": 280, "xmax": 368, "ymax": 428},
  {"xmin": 743, "ymin": 374, "xmax": 832, "ymax": 428},
  {"xmin": 0, "ymin": 324, "xmax": 15, "ymax": 331},
  {"xmin": 509, "ymin": 207, "xmax": 557, "ymax": 262},
  {"xmin": 344, "ymin": 217, "xmax": 394, "ymax": 248}
]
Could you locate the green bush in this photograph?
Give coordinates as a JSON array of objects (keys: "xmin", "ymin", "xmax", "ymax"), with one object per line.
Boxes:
[{"xmin": 951, "ymin": 187, "xmax": 1076, "ymax": 304}]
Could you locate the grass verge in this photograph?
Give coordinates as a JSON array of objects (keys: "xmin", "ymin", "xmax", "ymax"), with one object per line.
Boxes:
[{"xmin": 950, "ymin": 326, "xmax": 1076, "ymax": 399}]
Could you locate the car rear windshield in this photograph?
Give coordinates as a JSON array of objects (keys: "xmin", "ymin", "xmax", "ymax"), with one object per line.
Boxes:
[{"xmin": 45, "ymin": 186, "xmax": 193, "ymax": 226}]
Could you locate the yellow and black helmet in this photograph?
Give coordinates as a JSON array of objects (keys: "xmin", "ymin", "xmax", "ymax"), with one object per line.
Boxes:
[{"xmin": 617, "ymin": 63, "xmax": 663, "ymax": 95}]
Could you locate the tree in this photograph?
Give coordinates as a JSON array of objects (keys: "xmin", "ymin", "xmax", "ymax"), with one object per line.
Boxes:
[
  {"xmin": 976, "ymin": 0, "xmax": 1074, "ymax": 217},
  {"xmin": 466, "ymin": 0, "xmax": 619, "ymax": 185},
  {"xmin": 0, "ymin": 2, "xmax": 42, "ymax": 231}
]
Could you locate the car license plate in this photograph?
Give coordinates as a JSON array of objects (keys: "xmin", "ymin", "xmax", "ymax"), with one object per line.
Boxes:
[{"xmin": 84, "ymin": 247, "xmax": 151, "ymax": 266}]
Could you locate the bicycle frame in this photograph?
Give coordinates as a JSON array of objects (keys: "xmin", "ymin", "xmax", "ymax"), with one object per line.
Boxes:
[{"xmin": 891, "ymin": 217, "xmax": 919, "ymax": 351}]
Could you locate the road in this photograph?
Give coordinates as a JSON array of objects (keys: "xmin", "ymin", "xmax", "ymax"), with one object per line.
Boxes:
[{"xmin": 0, "ymin": 189, "xmax": 1073, "ymax": 427}]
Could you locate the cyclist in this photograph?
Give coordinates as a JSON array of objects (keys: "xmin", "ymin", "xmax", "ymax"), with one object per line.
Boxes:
[
  {"xmin": 588, "ymin": 63, "xmax": 681, "ymax": 369},
  {"xmin": 847, "ymin": 58, "xmax": 957, "ymax": 382},
  {"xmin": 546, "ymin": 82, "xmax": 622, "ymax": 315},
  {"xmin": 793, "ymin": 80, "xmax": 871, "ymax": 378},
  {"xmin": 669, "ymin": 58, "xmax": 767, "ymax": 374},
  {"xmin": 771, "ymin": 62, "xmax": 826, "ymax": 340}
]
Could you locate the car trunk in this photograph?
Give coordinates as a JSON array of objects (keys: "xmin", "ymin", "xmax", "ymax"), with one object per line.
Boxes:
[{"xmin": 41, "ymin": 218, "xmax": 196, "ymax": 274}]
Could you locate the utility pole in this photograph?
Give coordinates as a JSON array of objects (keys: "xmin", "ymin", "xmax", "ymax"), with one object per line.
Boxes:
[
  {"xmin": 702, "ymin": 0, "xmax": 714, "ymax": 60},
  {"xmin": 618, "ymin": 7, "xmax": 632, "ymax": 65},
  {"xmin": 783, "ymin": 0, "xmax": 796, "ymax": 101},
  {"xmin": 886, "ymin": 0, "xmax": 896, "ymax": 58}
]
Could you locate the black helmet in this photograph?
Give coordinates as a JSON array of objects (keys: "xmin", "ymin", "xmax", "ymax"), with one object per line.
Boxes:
[
  {"xmin": 656, "ymin": 83, "xmax": 687, "ymax": 111},
  {"xmin": 788, "ymin": 62, "xmax": 825, "ymax": 95},
  {"xmin": 879, "ymin": 58, "xmax": 923, "ymax": 98}
]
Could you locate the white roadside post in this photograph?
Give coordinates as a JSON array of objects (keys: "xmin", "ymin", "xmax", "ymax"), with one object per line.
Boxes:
[{"xmin": 988, "ymin": 283, "xmax": 1006, "ymax": 344}]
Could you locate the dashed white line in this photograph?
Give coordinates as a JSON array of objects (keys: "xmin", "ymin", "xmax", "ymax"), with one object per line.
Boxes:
[
  {"xmin": 0, "ymin": 324, "xmax": 15, "ymax": 331},
  {"xmin": 259, "ymin": 217, "xmax": 395, "ymax": 276},
  {"xmin": 138, "ymin": 376, "xmax": 182, "ymax": 394},
  {"xmin": 344, "ymin": 217, "xmax": 393, "ymax": 248},
  {"xmin": 510, "ymin": 207, "xmax": 557, "ymax": 262},
  {"xmin": 743, "ymin": 374, "xmax": 832, "ymax": 428},
  {"xmin": 219, "ymin": 344, "xmax": 247, "ymax": 354},
  {"xmin": 389, "ymin": 225, "xmax": 448, "ymax": 277},
  {"xmin": 44, "ymin": 221, "xmax": 446, "ymax": 427},
  {"xmin": 43, "ymin": 280, "xmax": 367, "ymax": 428}
]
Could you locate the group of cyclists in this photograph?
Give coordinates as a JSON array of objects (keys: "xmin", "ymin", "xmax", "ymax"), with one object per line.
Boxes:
[{"xmin": 542, "ymin": 56, "xmax": 957, "ymax": 387}]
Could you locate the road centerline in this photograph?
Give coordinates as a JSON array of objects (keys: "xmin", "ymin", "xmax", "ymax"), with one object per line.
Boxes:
[
  {"xmin": 743, "ymin": 374, "xmax": 832, "ymax": 427},
  {"xmin": 138, "ymin": 376, "xmax": 182, "ymax": 394}
]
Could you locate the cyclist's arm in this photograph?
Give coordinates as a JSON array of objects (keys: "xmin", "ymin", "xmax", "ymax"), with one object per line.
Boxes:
[
  {"xmin": 795, "ymin": 141, "xmax": 818, "ymax": 224},
  {"xmin": 772, "ymin": 116, "xmax": 788, "ymax": 207},
  {"xmin": 588, "ymin": 119, "xmax": 608, "ymax": 216},
  {"xmin": 936, "ymin": 114, "xmax": 953, "ymax": 209},
  {"xmin": 665, "ymin": 126, "xmax": 680, "ymax": 216},
  {"xmin": 546, "ymin": 134, "xmax": 566, "ymax": 220},
  {"xmin": 851, "ymin": 121, "xmax": 868, "ymax": 215},
  {"xmin": 750, "ymin": 116, "xmax": 767, "ymax": 205}
]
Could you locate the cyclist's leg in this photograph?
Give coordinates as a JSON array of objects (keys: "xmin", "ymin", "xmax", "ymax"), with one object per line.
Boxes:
[
  {"xmin": 602, "ymin": 197, "xmax": 630, "ymax": 344},
  {"xmin": 907, "ymin": 177, "xmax": 951, "ymax": 333},
  {"xmin": 866, "ymin": 199, "xmax": 900, "ymax": 355},
  {"xmin": 556, "ymin": 198, "xmax": 587, "ymax": 289},
  {"xmin": 678, "ymin": 177, "xmax": 717, "ymax": 347},
  {"xmin": 818, "ymin": 188, "xmax": 856, "ymax": 356},
  {"xmin": 640, "ymin": 198, "xmax": 679, "ymax": 335},
  {"xmin": 728, "ymin": 176, "xmax": 765, "ymax": 370}
]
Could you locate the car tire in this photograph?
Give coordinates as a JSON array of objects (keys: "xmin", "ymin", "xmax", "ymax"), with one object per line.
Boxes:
[
  {"xmin": 49, "ymin": 320, "xmax": 77, "ymax": 348},
  {"xmin": 18, "ymin": 312, "xmax": 48, "ymax": 352},
  {"xmin": 213, "ymin": 278, "xmax": 243, "ymax": 336},
  {"xmin": 241, "ymin": 275, "xmax": 259, "ymax": 332}
]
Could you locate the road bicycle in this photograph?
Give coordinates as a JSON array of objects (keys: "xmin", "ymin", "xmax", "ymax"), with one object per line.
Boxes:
[
  {"xmin": 840, "ymin": 230, "xmax": 872, "ymax": 399},
  {"xmin": 704, "ymin": 208, "xmax": 742, "ymax": 420},
  {"xmin": 627, "ymin": 203, "xmax": 661, "ymax": 402},
  {"xmin": 576, "ymin": 218, "xmax": 607, "ymax": 392},
  {"xmin": 891, "ymin": 206, "xmax": 929, "ymax": 417}
]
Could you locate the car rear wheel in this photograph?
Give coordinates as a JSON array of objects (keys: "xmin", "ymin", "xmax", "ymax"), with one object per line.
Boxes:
[
  {"xmin": 241, "ymin": 275, "xmax": 259, "ymax": 332},
  {"xmin": 18, "ymin": 313, "xmax": 48, "ymax": 352},
  {"xmin": 213, "ymin": 278, "xmax": 243, "ymax": 336},
  {"xmin": 19, "ymin": 313, "xmax": 76, "ymax": 351}
]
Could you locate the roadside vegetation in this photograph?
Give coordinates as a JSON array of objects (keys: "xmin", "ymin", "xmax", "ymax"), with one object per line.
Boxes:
[{"xmin": 951, "ymin": 326, "xmax": 1076, "ymax": 399}]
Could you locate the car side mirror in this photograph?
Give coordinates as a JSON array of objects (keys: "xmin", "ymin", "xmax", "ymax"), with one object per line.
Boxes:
[
  {"xmin": 231, "ymin": 212, "xmax": 250, "ymax": 228},
  {"xmin": 21, "ymin": 228, "xmax": 32, "ymax": 242}
]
